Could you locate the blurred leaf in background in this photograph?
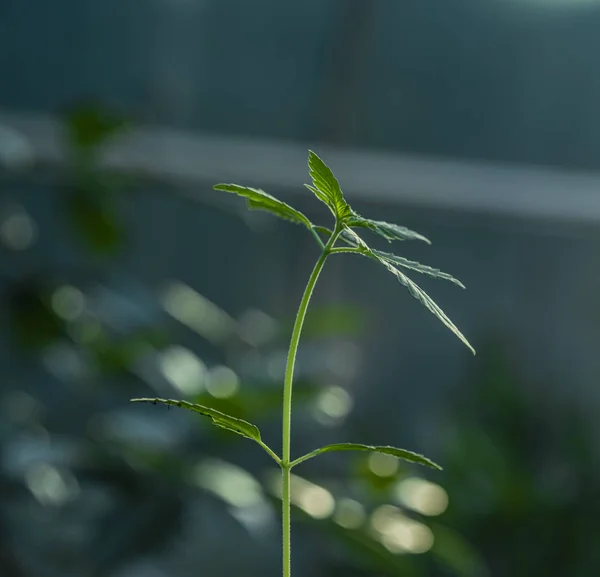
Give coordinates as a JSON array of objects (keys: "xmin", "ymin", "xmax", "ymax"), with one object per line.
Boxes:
[
  {"xmin": 1, "ymin": 104, "xmax": 484, "ymax": 577},
  {"xmin": 438, "ymin": 337, "xmax": 600, "ymax": 577},
  {"xmin": 63, "ymin": 102, "xmax": 131, "ymax": 256}
]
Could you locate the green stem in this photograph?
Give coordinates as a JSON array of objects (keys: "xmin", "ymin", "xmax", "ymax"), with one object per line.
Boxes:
[
  {"xmin": 328, "ymin": 247, "xmax": 361, "ymax": 255},
  {"xmin": 258, "ymin": 440, "xmax": 282, "ymax": 465},
  {"xmin": 310, "ymin": 226, "xmax": 326, "ymax": 250},
  {"xmin": 282, "ymin": 461, "xmax": 292, "ymax": 577},
  {"xmin": 281, "ymin": 226, "xmax": 340, "ymax": 577}
]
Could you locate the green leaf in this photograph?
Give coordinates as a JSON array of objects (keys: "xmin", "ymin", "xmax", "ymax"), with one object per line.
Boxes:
[
  {"xmin": 375, "ymin": 254, "xmax": 474, "ymax": 354},
  {"xmin": 213, "ymin": 184, "xmax": 312, "ymax": 229},
  {"xmin": 305, "ymin": 150, "xmax": 352, "ymax": 221},
  {"xmin": 339, "ymin": 227, "xmax": 475, "ymax": 355},
  {"xmin": 348, "ymin": 215, "xmax": 431, "ymax": 244},
  {"xmin": 131, "ymin": 397, "xmax": 262, "ymax": 442},
  {"xmin": 339, "ymin": 226, "xmax": 370, "ymax": 250},
  {"xmin": 373, "ymin": 249, "xmax": 465, "ymax": 288},
  {"xmin": 292, "ymin": 443, "xmax": 442, "ymax": 470}
]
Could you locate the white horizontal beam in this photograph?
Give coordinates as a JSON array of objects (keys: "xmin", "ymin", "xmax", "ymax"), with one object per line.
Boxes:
[{"xmin": 2, "ymin": 109, "xmax": 600, "ymax": 223}]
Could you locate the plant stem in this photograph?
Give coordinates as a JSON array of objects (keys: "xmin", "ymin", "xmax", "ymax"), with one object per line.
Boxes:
[
  {"xmin": 282, "ymin": 460, "xmax": 292, "ymax": 577},
  {"xmin": 281, "ymin": 227, "xmax": 340, "ymax": 577}
]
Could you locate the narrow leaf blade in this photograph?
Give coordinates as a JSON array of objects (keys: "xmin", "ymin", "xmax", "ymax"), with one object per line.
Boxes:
[
  {"xmin": 213, "ymin": 184, "xmax": 312, "ymax": 229},
  {"xmin": 295, "ymin": 443, "xmax": 441, "ymax": 470},
  {"xmin": 306, "ymin": 151, "xmax": 351, "ymax": 221},
  {"xmin": 131, "ymin": 397, "xmax": 262, "ymax": 442},
  {"xmin": 374, "ymin": 250, "xmax": 465, "ymax": 288},
  {"xmin": 349, "ymin": 215, "xmax": 431, "ymax": 244},
  {"xmin": 337, "ymin": 227, "xmax": 474, "ymax": 354},
  {"xmin": 374, "ymin": 255, "xmax": 475, "ymax": 354}
]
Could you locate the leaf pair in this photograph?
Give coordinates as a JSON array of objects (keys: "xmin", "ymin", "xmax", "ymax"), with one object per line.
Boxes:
[
  {"xmin": 214, "ymin": 150, "xmax": 474, "ymax": 354},
  {"xmin": 130, "ymin": 398, "xmax": 441, "ymax": 470}
]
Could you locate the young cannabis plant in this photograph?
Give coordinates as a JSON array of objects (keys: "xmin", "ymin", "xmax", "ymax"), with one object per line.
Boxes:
[{"xmin": 131, "ymin": 151, "xmax": 474, "ymax": 577}]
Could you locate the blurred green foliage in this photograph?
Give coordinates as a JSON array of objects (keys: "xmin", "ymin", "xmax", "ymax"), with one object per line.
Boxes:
[
  {"xmin": 0, "ymin": 104, "xmax": 476, "ymax": 577},
  {"xmin": 4, "ymin": 104, "xmax": 595, "ymax": 577},
  {"xmin": 439, "ymin": 339, "xmax": 600, "ymax": 577}
]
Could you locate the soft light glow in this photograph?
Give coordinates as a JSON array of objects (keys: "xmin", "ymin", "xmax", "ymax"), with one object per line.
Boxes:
[
  {"xmin": 371, "ymin": 504, "xmax": 404, "ymax": 534},
  {"xmin": 290, "ymin": 474, "xmax": 335, "ymax": 519},
  {"xmin": 52, "ymin": 285, "xmax": 85, "ymax": 321},
  {"xmin": 0, "ymin": 125, "xmax": 34, "ymax": 168},
  {"xmin": 206, "ymin": 365, "xmax": 240, "ymax": 399},
  {"xmin": 25, "ymin": 463, "xmax": 79, "ymax": 506},
  {"xmin": 394, "ymin": 477, "xmax": 449, "ymax": 516},
  {"xmin": 229, "ymin": 501, "xmax": 273, "ymax": 535},
  {"xmin": 317, "ymin": 386, "xmax": 353, "ymax": 418},
  {"xmin": 238, "ymin": 308, "xmax": 278, "ymax": 346},
  {"xmin": 371, "ymin": 504, "xmax": 434, "ymax": 554},
  {"xmin": 368, "ymin": 452, "xmax": 399, "ymax": 477},
  {"xmin": 326, "ymin": 342, "xmax": 361, "ymax": 378},
  {"xmin": 42, "ymin": 344, "xmax": 89, "ymax": 381},
  {"xmin": 159, "ymin": 345, "xmax": 206, "ymax": 394},
  {"xmin": 314, "ymin": 386, "xmax": 353, "ymax": 426},
  {"xmin": 4, "ymin": 391, "xmax": 43, "ymax": 423},
  {"xmin": 334, "ymin": 498, "xmax": 366, "ymax": 529},
  {"xmin": 0, "ymin": 208, "xmax": 36, "ymax": 250},
  {"xmin": 192, "ymin": 458, "xmax": 264, "ymax": 508},
  {"xmin": 161, "ymin": 281, "xmax": 234, "ymax": 342},
  {"xmin": 381, "ymin": 521, "xmax": 434, "ymax": 555}
]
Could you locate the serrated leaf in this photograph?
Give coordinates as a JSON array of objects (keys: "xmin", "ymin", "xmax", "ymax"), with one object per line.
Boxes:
[
  {"xmin": 305, "ymin": 150, "xmax": 352, "ymax": 221},
  {"xmin": 339, "ymin": 227, "xmax": 474, "ymax": 354},
  {"xmin": 131, "ymin": 397, "xmax": 262, "ymax": 442},
  {"xmin": 374, "ymin": 254, "xmax": 475, "ymax": 354},
  {"xmin": 348, "ymin": 215, "xmax": 431, "ymax": 244},
  {"xmin": 373, "ymin": 250, "xmax": 465, "ymax": 288},
  {"xmin": 213, "ymin": 184, "xmax": 313, "ymax": 229},
  {"xmin": 292, "ymin": 443, "xmax": 441, "ymax": 470},
  {"xmin": 340, "ymin": 226, "xmax": 370, "ymax": 249}
]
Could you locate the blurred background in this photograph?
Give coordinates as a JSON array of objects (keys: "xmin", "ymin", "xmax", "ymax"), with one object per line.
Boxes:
[{"xmin": 1, "ymin": 1, "xmax": 600, "ymax": 576}]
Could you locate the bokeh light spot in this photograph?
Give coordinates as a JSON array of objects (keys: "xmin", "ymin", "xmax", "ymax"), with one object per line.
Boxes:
[
  {"xmin": 161, "ymin": 281, "xmax": 234, "ymax": 342},
  {"xmin": 192, "ymin": 458, "xmax": 264, "ymax": 509},
  {"xmin": 368, "ymin": 452, "xmax": 399, "ymax": 477},
  {"xmin": 371, "ymin": 504, "xmax": 434, "ymax": 554},
  {"xmin": 206, "ymin": 365, "xmax": 240, "ymax": 399},
  {"xmin": 394, "ymin": 477, "xmax": 449, "ymax": 516},
  {"xmin": 334, "ymin": 498, "xmax": 366, "ymax": 529},
  {"xmin": 159, "ymin": 345, "xmax": 206, "ymax": 394},
  {"xmin": 290, "ymin": 474, "xmax": 335, "ymax": 519},
  {"xmin": 313, "ymin": 386, "xmax": 353, "ymax": 426},
  {"xmin": 52, "ymin": 285, "xmax": 85, "ymax": 321},
  {"xmin": 0, "ymin": 207, "xmax": 36, "ymax": 250},
  {"xmin": 25, "ymin": 463, "xmax": 79, "ymax": 507}
]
